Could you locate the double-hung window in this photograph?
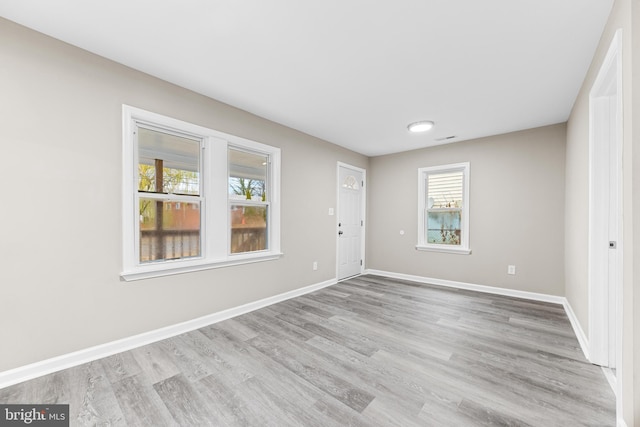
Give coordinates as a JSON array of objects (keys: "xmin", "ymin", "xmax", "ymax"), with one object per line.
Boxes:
[
  {"xmin": 417, "ymin": 162, "xmax": 470, "ymax": 254},
  {"xmin": 122, "ymin": 106, "xmax": 281, "ymax": 280},
  {"xmin": 137, "ymin": 125, "xmax": 203, "ymax": 263}
]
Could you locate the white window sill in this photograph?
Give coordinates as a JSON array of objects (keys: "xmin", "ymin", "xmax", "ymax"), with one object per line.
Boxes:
[
  {"xmin": 415, "ymin": 245, "xmax": 471, "ymax": 255},
  {"xmin": 121, "ymin": 252, "xmax": 284, "ymax": 281}
]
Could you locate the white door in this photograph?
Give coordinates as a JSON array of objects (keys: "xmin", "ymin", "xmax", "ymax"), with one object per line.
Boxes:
[
  {"xmin": 337, "ymin": 164, "xmax": 364, "ymax": 280},
  {"xmin": 588, "ymin": 30, "xmax": 622, "ymax": 370}
]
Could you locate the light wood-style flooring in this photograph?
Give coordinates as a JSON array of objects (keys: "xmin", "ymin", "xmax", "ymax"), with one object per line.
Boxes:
[{"xmin": 0, "ymin": 275, "xmax": 615, "ymax": 426}]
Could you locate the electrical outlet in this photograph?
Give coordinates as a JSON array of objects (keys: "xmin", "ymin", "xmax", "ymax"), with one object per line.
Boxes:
[
  {"xmin": 313, "ymin": 261, "xmax": 318, "ymax": 271},
  {"xmin": 507, "ymin": 265, "xmax": 516, "ymax": 275}
]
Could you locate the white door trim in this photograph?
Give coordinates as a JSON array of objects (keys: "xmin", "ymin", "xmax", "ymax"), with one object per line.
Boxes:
[
  {"xmin": 587, "ymin": 28, "xmax": 623, "ymax": 421},
  {"xmin": 336, "ymin": 162, "xmax": 366, "ymax": 280}
]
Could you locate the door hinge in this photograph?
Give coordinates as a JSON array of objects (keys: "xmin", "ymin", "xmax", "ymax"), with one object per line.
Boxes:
[
  {"xmin": 361, "ymin": 220, "xmax": 363, "ymax": 226},
  {"xmin": 360, "ymin": 259, "xmax": 363, "ymax": 266}
]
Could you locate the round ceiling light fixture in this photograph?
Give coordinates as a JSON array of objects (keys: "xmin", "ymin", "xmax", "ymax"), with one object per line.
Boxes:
[{"xmin": 407, "ymin": 120, "xmax": 435, "ymax": 133}]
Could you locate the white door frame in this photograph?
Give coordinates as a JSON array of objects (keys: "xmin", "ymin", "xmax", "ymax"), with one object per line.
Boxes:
[
  {"xmin": 336, "ymin": 162, "xmax": 366, "ymax": 280},
  {"xmin": 587, "ymin": 28, "xmax": 623, "ymax": 419}
]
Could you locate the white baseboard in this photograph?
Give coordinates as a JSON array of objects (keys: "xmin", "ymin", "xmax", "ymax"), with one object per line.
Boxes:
[
  {"xmin": 562, "ymin": 298, "xmax": 590, "ymax": 360},
  {"xmin": 365, "ymin": 269, "xmax": 565, "ymax": 303},
  {"xmin": 601, "ymin": 366, "xmax": 617, "ymax": 393},
  {"xmin": 365, "ymin": 269, "xmax": 590, "ymax": 360},
  {"xmin": 0, "ymin": 278, "xmax": 337, "ymax": 389}
]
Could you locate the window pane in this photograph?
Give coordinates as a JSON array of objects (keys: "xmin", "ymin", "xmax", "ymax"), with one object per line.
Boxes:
[
  {"xmin": 342, "ymin": 175, "xmax": 360, "ymax": 190},
  {"xmin": 228, "ymin": 148, "xmax": 268, "ymax": 199},
  {"xmin": 139, "ymin": 198, "xmax": 201, "ymax": 262},
  {"xmin": 427, "ymin": 210, "xmax": 461, "ymax": 245},
  {"xmin": 427, "ymin": 171, "xmax": 463, "ymax": 209},
  {"xmin": 230, "ymin": 205, "xmax": 267, "ymax": 253},
  {"xmin": 138, "ymin": 127, "xmax": 200, "ymax": 195}
]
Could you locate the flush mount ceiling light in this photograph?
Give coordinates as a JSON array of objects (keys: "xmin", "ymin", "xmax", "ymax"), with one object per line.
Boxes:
[{"xmin": 407, "ymin": 120, "xmax": 435, "ymax": 133}]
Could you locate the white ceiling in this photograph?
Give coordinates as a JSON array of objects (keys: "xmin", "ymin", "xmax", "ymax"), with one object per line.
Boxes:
[{"xmin": 0, "ymin": 1, "xmax": 613, "ymax": 156}]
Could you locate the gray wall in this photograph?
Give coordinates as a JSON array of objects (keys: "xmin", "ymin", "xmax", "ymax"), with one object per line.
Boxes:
[
  {"xmin": 0, "ymin": 18, "xmax": 367, "ymax": 372},
  {"xmin": 367, "ymin": 124, "xmax": 566, "ymax": 296},
  {"xmin": 633, "ymin": 3, "xmax": 640, "ymax": 423}
]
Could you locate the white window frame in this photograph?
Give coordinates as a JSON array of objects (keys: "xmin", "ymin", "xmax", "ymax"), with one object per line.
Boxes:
[
  {"xmin": 122, "ymin": 105, "xmax": 282, "ymax": 281},
  {"xmin": 416, "ymin": 162, "xmax": 470, "ymax": 254}
]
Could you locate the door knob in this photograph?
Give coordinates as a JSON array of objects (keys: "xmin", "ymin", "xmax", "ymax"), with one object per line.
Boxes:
[{"xmin": 338, "ymin": 231, "xmax": 344, "ymax": 235}]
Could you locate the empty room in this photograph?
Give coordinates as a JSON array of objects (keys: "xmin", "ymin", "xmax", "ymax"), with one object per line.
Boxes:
[{"xmin": 0, "ymin": 1, "xmax": 638, "ymax": 426}]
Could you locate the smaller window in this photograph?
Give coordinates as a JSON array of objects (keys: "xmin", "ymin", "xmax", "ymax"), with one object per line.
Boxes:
[
  {"xmin": 342, "ymin": 175, "xmax": 360, "ymax": 190},
  {"xmin": 228, "ymin": 148, "xmax": 269, "ymax": 254},
  {"xmin": 417, "ymin": 162, "xmax": 470, "ymax": 254}
]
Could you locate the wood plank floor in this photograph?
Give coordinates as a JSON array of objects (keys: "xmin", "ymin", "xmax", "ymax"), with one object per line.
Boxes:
[{"xmin": 0, "ymin": 275, "xmax": 615, "ymax": 426}]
